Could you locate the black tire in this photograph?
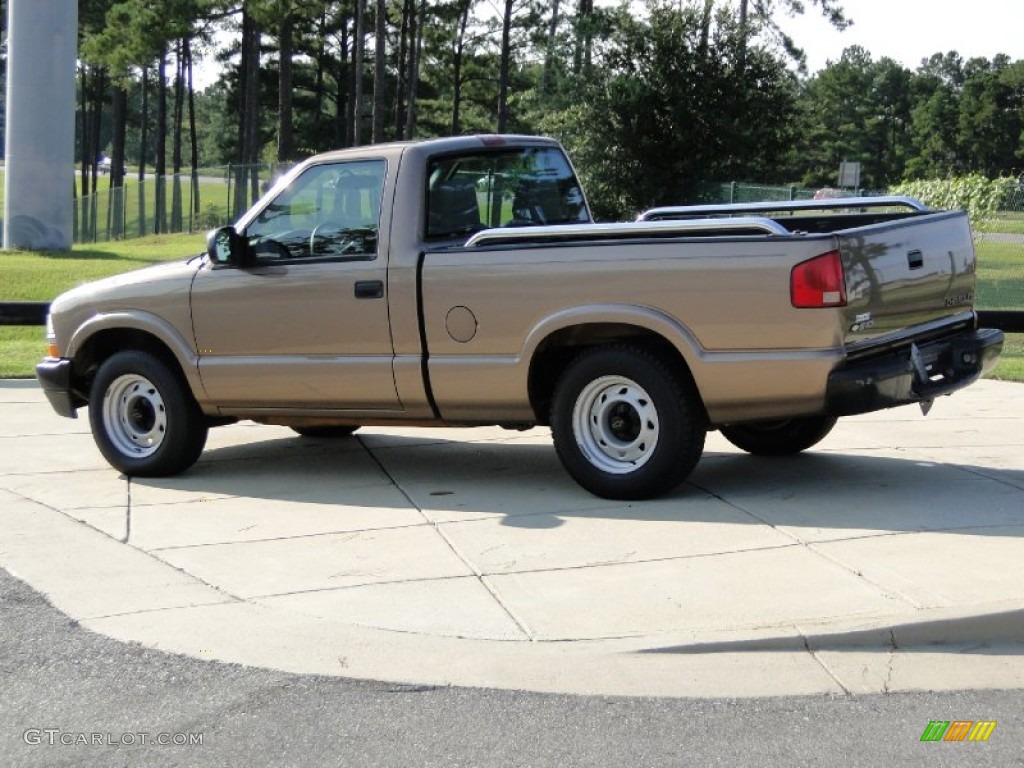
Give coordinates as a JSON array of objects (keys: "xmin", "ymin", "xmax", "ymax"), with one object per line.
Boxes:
[
  {"xmin": 719, "ymin": 415, "xmax": 837, "ymax": 456},
  {"xmin": 550, "ymin": 345, "xmax": 707, "ymax": 500},
  {"xmin": 290, "ymin": 425, "xmax": 360, "ymax": 438},
  {"xmin": 88, "ymin": 350, "xmax": 208, "ymax": 477}
]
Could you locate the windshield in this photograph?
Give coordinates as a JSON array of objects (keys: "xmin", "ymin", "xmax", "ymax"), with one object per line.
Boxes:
[{"xmin": 426, "ymin": 147, "xmax": 589, "ymax": 239}]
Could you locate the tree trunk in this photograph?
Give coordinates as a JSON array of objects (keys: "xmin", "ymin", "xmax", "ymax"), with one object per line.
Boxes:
[
  {"xmin": 451, "ymin": 0, "xmax": 470, "ymax": 134},
  {"xmin": 352, "ymin": 0, "xmax": 365, "ymax": 146},
  {"xmin": 277, "ymin": 12, "xmax": 294, "ymax": 162},
  {"xmin": 541, "ymin": 0, "xmax": 560, "ymax": 97},
  {"xmin": 340, "ymin": 23, "xmax": 352, "ymax": 147},
  {"xmin": 110, "ymin": 86, "xmax": 128, "ymax": 239},
  {"xmin": 394, "ymin": 0, "xmax": 411, "ymax": 138},
  {"xmin": 186, "ymin": 39, "xmax": 200, "ymax": 229},
  {"xmin": 372, "ymin": 0, "xmax": 387, "ymax": 143},
  {"xmin": 404, "ymin": 0, "xmax": 424, "ymax": 137},
  {"xmin": 314, "ymin": 10, "xmax": 327, "ymax": 152},
  {"xmin": 699, "ymin": 0, "xmax": 714, "ymax": 56},
  {"xmin": 171, "ymin": 39, "xmax": 185, "ymax": 233},
  {"xmin": 138, "ymin": 65, "xmax": 148, "ymax": 237},
  {"xmin": 89, "ymin": 69, "xmax": 104, "ymax": 241},
  {"xmin": 496, "ymin": 0, "xmax": 513, "ymax": 132},
  {"xmin": 78, "ymin": 64, "xmax": 91, "ymax": 242},
  {"xmin": 573, "ymin": 0, "xmax": 593, "ymax": 76},
  {"xmin": 155, "ymin": 44, "xmax": 168, "ymax": 233},
  {"xmin": 236, "ymin": 9, "xmax": 261, "ymax": 215}
]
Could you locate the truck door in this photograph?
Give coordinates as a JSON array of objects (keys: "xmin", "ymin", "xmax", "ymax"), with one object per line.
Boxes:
[{"xmin": 191, "ymin": 159, "xmax": 400, "ymax": 411}]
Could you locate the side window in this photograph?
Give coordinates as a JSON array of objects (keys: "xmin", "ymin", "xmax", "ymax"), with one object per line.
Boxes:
[
  {"xmin": 246, "ymin": 159, "xmax": 385, "ymax": 261},
  {"xmin": 426, "ymin": 147, "xmax": 589, "ymax": 240}
]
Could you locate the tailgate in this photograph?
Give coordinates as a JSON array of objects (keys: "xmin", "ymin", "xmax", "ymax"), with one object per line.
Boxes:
[{"xmin": 837, "ymin": 211, "xmax": 976, "ymax": 350}]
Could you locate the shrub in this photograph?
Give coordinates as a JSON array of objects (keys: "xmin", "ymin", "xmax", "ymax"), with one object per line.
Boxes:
[{"xmin": 888, "ymin": 175, "xmax": 1015, "ymax": 234}]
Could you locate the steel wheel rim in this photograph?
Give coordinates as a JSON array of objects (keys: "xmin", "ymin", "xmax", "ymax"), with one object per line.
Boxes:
[
  {"xmin": 102, "ymin": 374, "xmax": 167, "ymax": 458},
  {"xmin": 572, "ymin": 375, "xmax": 659, "ymax": 474}
]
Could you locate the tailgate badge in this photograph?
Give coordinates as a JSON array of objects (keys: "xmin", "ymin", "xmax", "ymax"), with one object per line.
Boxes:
[{"xmin": 850, "ymin": 312, "xmax": 874, "ymax": 333}]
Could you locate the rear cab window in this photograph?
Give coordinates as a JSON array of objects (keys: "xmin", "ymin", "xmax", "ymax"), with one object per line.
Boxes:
[{"xmin": 425, "ymin": 147, "xmax": 589, "ymax": 240}]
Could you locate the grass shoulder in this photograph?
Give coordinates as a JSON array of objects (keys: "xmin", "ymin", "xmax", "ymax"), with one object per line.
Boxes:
[{"xmin": 1, "ymin": 233, "xmax": 205, "ymax": 378}]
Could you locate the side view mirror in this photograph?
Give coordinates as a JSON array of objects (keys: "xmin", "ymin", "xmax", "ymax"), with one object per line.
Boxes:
[{"xmin": 206, "ymin": 226, "xmax": 249, "ymax": 266}]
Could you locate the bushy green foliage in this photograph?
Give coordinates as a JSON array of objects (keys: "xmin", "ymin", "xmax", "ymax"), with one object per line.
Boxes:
[
  {"xmin": 543, "ymin": 5, "xmax": 799, "ymax": 220},
  {"xmin": 888, "ymin": 175, "xmax": 1016, "ymax": 233}
]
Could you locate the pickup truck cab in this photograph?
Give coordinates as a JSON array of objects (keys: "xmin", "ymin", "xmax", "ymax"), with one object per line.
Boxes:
[{"xmin": 37, "ymin": 134, "xmax": 1004, "ymax": 499}]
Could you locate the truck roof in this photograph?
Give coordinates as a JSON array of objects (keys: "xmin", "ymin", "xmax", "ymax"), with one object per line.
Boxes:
[{"xmin": 308, "ymin": 134, "xmax": 560, "ymax": 163}]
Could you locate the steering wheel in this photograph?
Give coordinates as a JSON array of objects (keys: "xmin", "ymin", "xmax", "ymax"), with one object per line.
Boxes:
[{"xmin": 310, "ymin": 221, "xmax": 355, "ymax": 256}]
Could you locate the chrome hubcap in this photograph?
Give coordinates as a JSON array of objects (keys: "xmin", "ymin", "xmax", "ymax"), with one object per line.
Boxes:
[
  {"xmin": 572, "ymin": 375, "xmax": 659, "ymax": 474},
  {"xmin": 102, "ymin": 374, "xmax": 167, "ymax": 458}
]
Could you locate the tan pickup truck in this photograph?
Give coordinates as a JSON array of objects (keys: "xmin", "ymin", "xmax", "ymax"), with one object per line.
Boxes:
[{"xmin": 37, "ymin": 135, "xmax": 1004, "ymax": 499}]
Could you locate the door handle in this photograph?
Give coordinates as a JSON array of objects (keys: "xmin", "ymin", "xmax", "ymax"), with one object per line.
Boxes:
[{"xmin": 354, "ymin": 280, "xmax": 384, "ymax": 299}]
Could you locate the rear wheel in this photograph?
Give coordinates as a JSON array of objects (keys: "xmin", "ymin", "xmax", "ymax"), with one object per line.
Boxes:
[
  {"xmin": 551, "ymin": 345, "xmax": 706, "ymax": 500},
  {"xmin": 719, "ymin": 415, "xmax": 837, "ymax": 456},
  {"xmin": 290, "ymin": 425, "xmax": 360, "ymax": 438},
  {"xmin": 89, "ymin": 350, "xmax": 208, "ymax": 476}
]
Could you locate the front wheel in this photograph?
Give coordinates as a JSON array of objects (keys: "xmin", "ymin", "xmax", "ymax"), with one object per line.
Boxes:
[
  {"xmin": 89, "ymin": 351, "xmax": 208, "ymax": 476},
  {"xmin": 719, "ymin": 415, "xmax": 837, "ymax": 456},
  {"xmin": 550, "ymin": 345, "xmax": 706, "ymax": 500}
]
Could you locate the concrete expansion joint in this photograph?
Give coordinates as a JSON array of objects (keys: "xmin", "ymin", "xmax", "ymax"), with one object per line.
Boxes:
[
  {"xmin": 356, "ymin": 437, "xmax": 537, "ymax": 641},
  {"xmin": 801, "ymin": 633, "xmax": 853, "ymax": 696},
  {"xmin": 146, "ymin": 521, "xmax": 432, "ymax": 553},
  {"xmin": 83, "ymin": 598, "xmax": 239, "ymax": 623},
  {"xmin": 804, "ymin": 542, "xmax": 924, "ymax": 611},
  {"xmin": 124, "ymin": 477, "xmax": 133, "ymax": 544}
]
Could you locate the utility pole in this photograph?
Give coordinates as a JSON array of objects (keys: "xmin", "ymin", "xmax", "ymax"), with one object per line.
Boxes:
[{"xmin": 3, "ymin": 0, "xmax": 78, "ymax": 250}]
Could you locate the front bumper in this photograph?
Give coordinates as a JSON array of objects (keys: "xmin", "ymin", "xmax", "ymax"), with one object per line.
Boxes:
[
  {"xmin": 826, "ymin": 327, "xmax": 1004, "ymax": 417},
  {"xmin": 35, "ymin": 358, "xmax": 79, "ymax": 419}
]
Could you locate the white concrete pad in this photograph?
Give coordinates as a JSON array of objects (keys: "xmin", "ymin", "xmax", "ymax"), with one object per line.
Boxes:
[
  {"xmin": 0, "ymin": 469, "xmax": 127, "ymax": 511},
  {"xmin": 152, "ymin": 524, "xmax": 475, "ymax": 598},
  {"xmin": 257, "ymin": 576, "xmax": 528, "ymax": 640},
  {"xmin": 691, "ymin": 450, "xmax": 1023, "ymax": 542},
  {"xmin": 84, "ymin": 600, "xmax": 848, "ymax": 697},
  {"xmin": 438, "ymin": 493, "xmax": 793, "ymax": 575},
  {"xmin": 812, "ymin": 528, "xmax": 1024, "ymax": 609},
  {"xmin": 485, "ymin": 545, "xmax": 910, "ymax": 641},
  {"xmin": 0, "ymin": 402, "xmax": 90, "ymax": 436},
  {"xmin": 0, "ymin": 494, "xmax": 229, "ymax": 619},
  {"xmin": 0, "ymin": 433, "xmax": 109, "ymax": 475},
  {"xmin": 3, "ymin": 378, "xmax": 1024, "ymax": 698},
  {"xmin": 126, "ymin": 486, "xmax": 424, "ymax": 550},
  {"xmin": 129, "ymin": 447, "xmax": 393, "ymax": 507}
]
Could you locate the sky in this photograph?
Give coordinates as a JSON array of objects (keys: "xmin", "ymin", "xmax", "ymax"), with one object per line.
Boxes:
[{"xmin": 780, "ymin": 0, "xmax": 1024, "ymax": 73}]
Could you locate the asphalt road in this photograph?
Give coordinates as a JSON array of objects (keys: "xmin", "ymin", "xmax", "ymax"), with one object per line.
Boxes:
[{"xmin": 1, "ymin": 567, "xmax": 1020, "ymax": 768}]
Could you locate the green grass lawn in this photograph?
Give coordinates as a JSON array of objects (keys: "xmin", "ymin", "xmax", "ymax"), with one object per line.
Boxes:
[
  {"xmin": 1, "ymin": 232, "xmax": 1022, "ymax": 382},
  {"xmin": 974, "ymin": 239, "xmax": 1024, "ymax": 309},
  {"xmin": 0, "ymin": 170, "xmax": 240, "ymax": 243},
  {"xmin": 0, "ymin": 233, "xmax": 205, "ymax": 378},
  {"xmin": 987, "ymin": 333, "xmax": 1024, "ymax": 382},
  {"xmin": 987, "ymin": 211, "xmax": 1024, "ymax": 236}
]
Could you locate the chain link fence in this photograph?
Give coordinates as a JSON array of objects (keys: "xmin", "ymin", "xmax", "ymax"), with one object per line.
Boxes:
[{"xmin": 72, "ymin": 163, "xmax": 293, "ymax": 244}]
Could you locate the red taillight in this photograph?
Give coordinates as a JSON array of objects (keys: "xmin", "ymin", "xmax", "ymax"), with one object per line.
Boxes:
[{"xmin": 791, "ymin": 250, "xmax": 847, "ymax": 308}]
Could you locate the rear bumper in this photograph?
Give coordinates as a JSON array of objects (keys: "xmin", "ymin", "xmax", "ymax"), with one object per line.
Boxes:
[
  {"xmin": 35, "ymin": 358, "xmax": 79, "ymax": 419},
  {"xmin": 826, "ymin": 328, "xmax": 1004, "ymax": 417}
]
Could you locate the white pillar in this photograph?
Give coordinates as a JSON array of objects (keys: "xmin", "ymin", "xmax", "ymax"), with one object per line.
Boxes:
[{"xmin": 3, "ymin": 0, "xmax": 78, "ymax": 251}]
